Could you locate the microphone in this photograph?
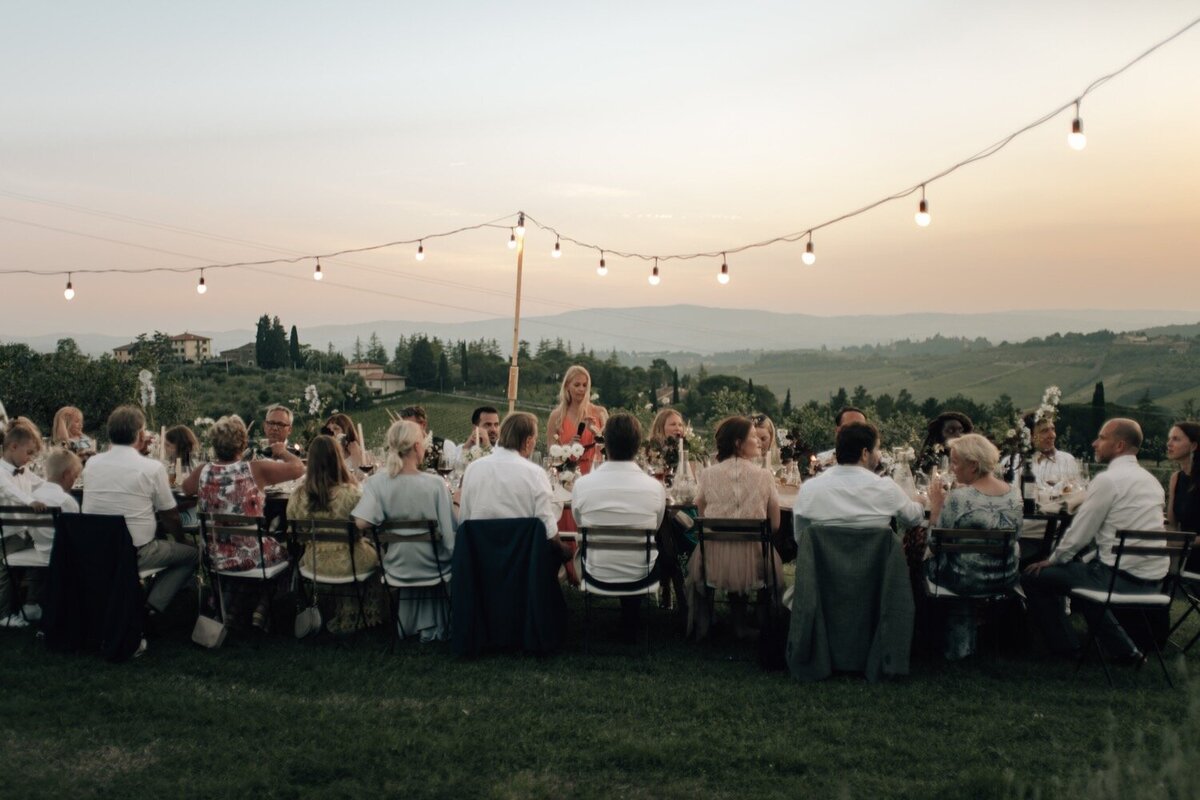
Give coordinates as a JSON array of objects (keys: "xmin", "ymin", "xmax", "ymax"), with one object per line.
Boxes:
[{"xmin": 576, "ymin": 422, "xmax": 587, "ymax": 438}]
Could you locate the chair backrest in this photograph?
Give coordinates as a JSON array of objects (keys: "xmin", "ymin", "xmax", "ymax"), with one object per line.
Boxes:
[
  {"xmin": 694, "ymin": 517, "xmax": 769, "ymax": 544},
  {"xmin": 578, "ymin": 526, "xmax": 657, "ymax": 554},
  {"xmin": 1111, "ymin": 529, "xmax": 1193, "ymax": 579},
  {"xmin": 0, "ymin": 504, "xmax": 59, "ymax": 540},
  {"xmin": 199, "ymin": 512, "xmax": 268, "ymax": 539},
  {"xmin": 373, "ymin": 518, "xmax": 439, "ymax": 545},
  {"xmin": 287, "ymin": 517, "xmax": 358, "ymax": 544},
  {"xmin": 927, "ymin": 527, "xmax": 1016, "ymax": 557}
]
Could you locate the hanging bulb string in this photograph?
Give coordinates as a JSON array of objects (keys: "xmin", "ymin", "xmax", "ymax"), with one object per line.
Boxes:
[{"xmin": 3, "ymin": 14, "xmax": 1199, "ymax": 283}]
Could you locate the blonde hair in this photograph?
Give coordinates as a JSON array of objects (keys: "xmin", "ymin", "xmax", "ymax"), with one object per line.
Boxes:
[
  {"xmin": 386, "ymin": 420, "xmax": 424, "ymax": 477},
  {"xmin": 950, "ymin": 433, "xmax": 1001, "ymax": 477},
  {"xmin": 210, "ymin": 415, "xmax": 249, "ymax": 461},
  {"xmin": 1, "ymin": 418, "xmax": 43, "ymax": 451},
  {"xmin": 43, "ymin": 447, "xmax": 82, "ymax": 483},
  {"xmin": 650, "ymin": 408, "xmax": 684, "ymax": 445},
  {"xmin": 51, "ymin": 406, "xmax": 82, "ymax": 445},
  {"xmin": 555, "ymin": 365, "xmax": 595, "ymax": 418},
  {"xmin": 753, "ymin": 414, "xmax": 779, "ymax": 463}
]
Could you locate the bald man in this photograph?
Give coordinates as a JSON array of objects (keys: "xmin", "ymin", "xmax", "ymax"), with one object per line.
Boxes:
[{"xmin": 1022, "ymin": 418, "xmax": 1168, "ymax": 664}]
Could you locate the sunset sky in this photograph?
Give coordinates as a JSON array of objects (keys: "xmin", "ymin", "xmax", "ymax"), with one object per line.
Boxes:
[{"xmin": 2, "ymin": 1, "xmax": 1198, "ymax": 337}]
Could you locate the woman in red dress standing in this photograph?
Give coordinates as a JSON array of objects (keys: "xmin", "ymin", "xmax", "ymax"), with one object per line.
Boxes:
[{"xmin": 546, "ymin": 365, "xmax": 608, "ymax": 476}]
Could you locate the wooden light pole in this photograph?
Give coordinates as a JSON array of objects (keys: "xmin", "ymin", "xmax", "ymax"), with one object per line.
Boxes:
[{"xmin": 507, "ymin": 213, "xmax": 526, "ymax": 415}]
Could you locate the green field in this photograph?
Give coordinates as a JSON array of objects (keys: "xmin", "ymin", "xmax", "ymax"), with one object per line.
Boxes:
[
  {"xmin": 1, "ymin": 591, "xmax": 1196, "ymax": 799},
  {"xmin": 349, "ymin": 391, "xmax": 552, "ymax": 450}
]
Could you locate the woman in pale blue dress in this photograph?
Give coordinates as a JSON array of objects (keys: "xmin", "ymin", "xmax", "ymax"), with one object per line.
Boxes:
[
  {"xmin": 926, "ymin": 433, "xmax": 1021, "ymax": 660},
  {"xmin": 353, "ymin": 420, "xmax": 456, "ymax": 642}
]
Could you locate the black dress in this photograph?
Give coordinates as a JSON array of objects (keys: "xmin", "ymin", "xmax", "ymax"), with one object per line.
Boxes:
[{"xmin": 1174, "ymin": 471, "xmax": 1200, "ymax": 570}]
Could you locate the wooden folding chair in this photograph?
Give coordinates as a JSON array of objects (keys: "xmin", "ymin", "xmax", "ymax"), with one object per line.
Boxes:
[
  {"xmin": 290, "ymin": 518, "xmax": 379, "ymax": 634},
  {"xmin": 0, "ymin": 505, "xmax": 59, "ymax": 622},
  {"xmin": 924, "ymin": 527, "xmax": 1021, "ymax": 657},
  {"xmin": 369, "ymin": 519, "xmax": 450, "ymax": 646},
  {"xmin": 1070, "ymin": 529, "xmax": 1194, "ymax": 688},
  {"xmin": 694, "ymin": 517, "xmax": 777, "ymax": 639},
  {"xmin": 198, "ymin": 512, "xmax": 291, "ymax": 630},
  {"xmin": 577, "ymin": 525, "xmax": 659, "ymax": 654}
]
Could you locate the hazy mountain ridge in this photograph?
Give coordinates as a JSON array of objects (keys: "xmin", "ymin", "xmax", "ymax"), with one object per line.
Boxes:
[{"xmin": 4, "ymin": 306, "xmax": 1197, "ymax": 359}]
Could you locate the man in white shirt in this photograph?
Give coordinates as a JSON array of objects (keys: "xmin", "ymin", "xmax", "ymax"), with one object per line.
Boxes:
[
  {"xmin": 462, "ymin": 406, "xmax": 501, "ymax": 449},
  {"xmin": 814, "ymin": 406, "xmax": 868, "ymax": 471},
  {"xmin": 0, "ymin": 420, "xmax": 49, "ymax": 627},
  {"xmin": 82, "ymin": 405, "xmax": 196, "ymax": 619},
  {"xmin": 795, "ymin": 421, "xmax": 926, "ymax": 540},
  {"xmin": 572, "ymin": 413, "xmax": 666, "ymax": 636},
  {"xmin": 1022, "ymin": 418, "xmax": 1166, "ymax": 662},
  {"xmin": 1003, "ymin": 418, "xmax": 1080, "ymax": 487},
  {"xmin": 459, "ymin": 411, "xmax": 571, "ymax": 560}
]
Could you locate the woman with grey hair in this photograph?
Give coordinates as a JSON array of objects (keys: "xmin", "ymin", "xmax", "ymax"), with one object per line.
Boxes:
[{"xmin": 926, "ymin": 433, "xmax": 1021, "ymax": 660}]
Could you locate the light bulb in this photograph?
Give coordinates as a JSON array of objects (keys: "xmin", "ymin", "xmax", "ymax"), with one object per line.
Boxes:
[
  {"xmin": 313, "ymin": 258, "xmax": 323, "ymax": 280},
  {"xmin": 415, "ymin": 242, "xmax": 425, "ymax": 261},
  {"xmin": 508, "ymin": 230, "xmax": 517, "ymax": 249},
  {"xmin": 63, "ymin": 277, "xmax": 74, "ymax": 301},
  {"xmin": 552, "ymin": 239, "xmax": 561, "ymax": 258},
  {"xmin": 515, "ymin": 213, "xmax": 525, "ymax": 237},
  {"xmin": 718, "ymin": 261, "xmax": 730, "ymax": 284},
  {"xmin": 802, "ymin": 240, "xmax": 816, "ymax": 266},
  {"xmin": 597, "ymin": 254, "xmax": 607, "ymax": 276},
  {"xmin": 1068, "ymin": 117, "xmax": 1086, "ymax": 151},
  {"xmin": 649, "ymin": 265, "xmax": 660, "ymax": 286},
  {"xmin": 915, "ymin": 198, "xmax": 931, "ymax": 227},
  {"xmin": 197, "ymin": 273, "xmax": 207, "ymax": 295}
]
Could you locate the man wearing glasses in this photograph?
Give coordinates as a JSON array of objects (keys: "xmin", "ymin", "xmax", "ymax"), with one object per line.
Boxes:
[{"xmin": 256, "ymin": 405, "xmax": 305, "ymax": 459}]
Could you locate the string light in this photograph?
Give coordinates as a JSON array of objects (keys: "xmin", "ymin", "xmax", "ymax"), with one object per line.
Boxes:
[
  {"xmin": 1068, "ymin": 102, "xmax": 1087, "ymax": 150},
  {"xmin": 801, "ymin": 234, "xmax": 816, "ymax": 266},
  {"xmin": 63, "ymin": 273, "xmax": 74, "ymax": 301},
  {"xmin": 597, "ymin": 252, "xmax": 607, "ymax": 277},
  {"xmin": 415, "ymin": 241, "xmax": 425, "ymax": 261},
  {"xmin": 915, "ymin": 185, "xmax": 931, "ymax": 227},
  {"xmin": 313, "ymin": 257, "xmax": 323, "ymax": 280},
  {"xmin": 718, "ymin": 254, "xmax": 730, "ymax": 285},
  {"xmin": 515, "ymin": 212, "xmax": 525, "ymax": 238},
  {"xmin": 508, "ymin": 229, "xmax": 517, "ymax": 249},
  {"xmin": 196, "ymin": 270, "xmax": 207, "ymax": 294},
  {"xmin": 649, "ymin": 259, "xmax": 661, "ymax": 286},
  {"xmin": 552, "ymin": 237, "xmax": 561, "ymax": 258}
]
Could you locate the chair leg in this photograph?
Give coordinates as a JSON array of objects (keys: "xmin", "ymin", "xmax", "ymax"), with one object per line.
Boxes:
[
  {"xmin": 583, "ymin": 592, "xmax": 591, "ymax": 655},
  {"xmin": 1140, "ymin": 611, "xmax": 1174, "ymax": 688}
]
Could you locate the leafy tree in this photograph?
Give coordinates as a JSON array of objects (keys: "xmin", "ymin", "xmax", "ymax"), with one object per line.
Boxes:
[
  {"xmin": 408, "ymin": 337, "xmax": 437, "ymax": 389},
  {"xmin": 352, "ymin": 336, "xmax": 364, "ymax": 363},
  {"xmin": 437, "ymin": 352, "xmax": 450, "ymax": 391},
  {"xmin": 672, "ymin": 368, "xmax": 680, "ymax": 404},
  {"xmin": 254, "ymin": 315, "xmax": 271, "ymax": 368},
  {"xmin": 289, "ymin": 326, "xmax": 301, "ymax": 369},
  {"xmin": 459, "ymin": 341, "xmax": 469, "ymax": 385},
  {"xmin": 781, "ymin": 388, "xmax": 792, "ymax": 418},
  {"xmin": 366, "ymin": 332, "xmax": 387, "ymax": 365}
]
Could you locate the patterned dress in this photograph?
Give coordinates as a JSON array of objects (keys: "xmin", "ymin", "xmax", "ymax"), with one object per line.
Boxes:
[
  {"xmin": 198, "ymin": 461, "xmax": 286, "ymax": 572},
  {"xmin": 925, "ymin": 484, "xmax": 1022, "ymax": 659}
]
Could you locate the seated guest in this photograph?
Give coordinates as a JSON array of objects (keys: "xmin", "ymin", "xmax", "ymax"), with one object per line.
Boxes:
[
  {"xmin": 926, "ymin": 433, "xmax": 1021, "ymax": 660},
  {"xmin": 181, "ymin": 414, "xmax": 303, "ymax": 630},
  {"xmin": 815, "ymin": 406, "xmax": 868, "ymax": 471},
  {"xmin": 165, "ymin": 425, "xmax": 202, "ymax": 528},
  {"xmin": 353, "ymin": 420, "xmax": 455, "ymax": 642},
  {"xmin": 0, "ymin": 420, "xmax": 49, "ymax": 628},
  {"xmin": 82, "ymin": 405, "xmax": 195, "ymax": 625},
  {"xmin": 685, "ymin": 416, "xmax": 783, "ymax": 640},
  {"xmin": 1167, "ymin": 421, "xmax": 1200, "ymax": 536},
  {"xmin": 752, "ymin": 414, "xmax": 780, "ymax": 470},
  {"xmin": 459, "ymin": 412, "xmax": 572, "ymax": 559},
  {"xmin": 1001, "ymin": 416, "xmax": 1080, "ymax": 486},
  {"xmin": 18, "ymin": 448, "xmax": 84, "ymax": 624},
  {"xmin": 322, "ymin": 411, "xmax": 371, "ymax": 473},
  {"xmin": 400, "ymin": 405, "xmax": 458, "ymax": 469},
  {"xmin": 461, "ymin": 406, "xmax": 501, "ymax": 449},
  {"xmin": 254, "ymin": 405, "xmax": 305, "ymax": 459},
  {"xmin": 649, "ymin": 408, "xmax": 688, "ymax": 449},
  {"xmin": 795, "ymin": 421, "xmax": 926, "ymax": 537},
  {"xmin": 572, "ymin": 413, "xmax": 666, "ymax": 637},
  {"xmin": 289, "ymin": 435, "xmax": 380, "ymax": 633},
  {"xmin": 51, "ymin": 406, "xmax": 95, "ymax": 457},
  {"xmin": 918, "ymin": 411, "xmax": 973, "ymax": 474},
  {"xmin": 1023, "ymin": 418, "xmax": 1167, "ymax": 663}
]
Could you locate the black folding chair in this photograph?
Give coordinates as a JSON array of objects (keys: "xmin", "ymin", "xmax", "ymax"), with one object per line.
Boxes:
[
  {"xmin": 198, "ymin": 512, "xmax": 291, "ymax": 630},
  {"xmin": 694, "ymin": 517, "xmax": 778, "ymax": 639},
  {"xmin": 924, "ymin": 527, "xmax": 1021, "ymax": 657},
  {"xmin": 577, "ymin": 525, "xmax": 659, "ymax": 654},
  {"xmin": 0, "ymin": 505, "xmax": 59, "ymax": 622},
  {"xmin": 1070, "ymin": 529, "xmax": 1194, "ymax": 688},
  {"xmin": 369, "ymin": 519, "xmax": 450, "ymax": 647},
  {"xmin": 290, "ymin": 518, "xmax": 378, "ymax": 634}
]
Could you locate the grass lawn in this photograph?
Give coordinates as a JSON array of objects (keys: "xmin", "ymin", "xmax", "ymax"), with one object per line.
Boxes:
[
  {"xmin": 1, "ymin": 590, "xmax": 1196, "ymax": 800},
  {"xmin": 352, "ymin": 391, "xmax": 553, "ymax": 449}
]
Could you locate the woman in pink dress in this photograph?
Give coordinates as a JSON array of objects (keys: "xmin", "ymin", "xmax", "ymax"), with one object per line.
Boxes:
[{"xmin": 686, "ymin": 416, "xmax": 783, "ymax": 640}]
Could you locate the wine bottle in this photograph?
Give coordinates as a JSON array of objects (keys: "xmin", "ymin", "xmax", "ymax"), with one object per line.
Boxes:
[{"xmin": 1021, "ymin": 456, "xmax": 1037, "ymax": 515}]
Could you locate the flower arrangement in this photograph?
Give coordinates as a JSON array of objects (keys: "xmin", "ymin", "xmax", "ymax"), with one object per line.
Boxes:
[
  {"xmin": 137, "ymin": 369, "xmax": 157, "ymax": 408},
  {"xmin": 304, "ymin": 384, "xmax": 321, "ymax": 416},
  {"xmin": 549, "ymin": 440, "xmax": 586, "ymax": 466}
]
